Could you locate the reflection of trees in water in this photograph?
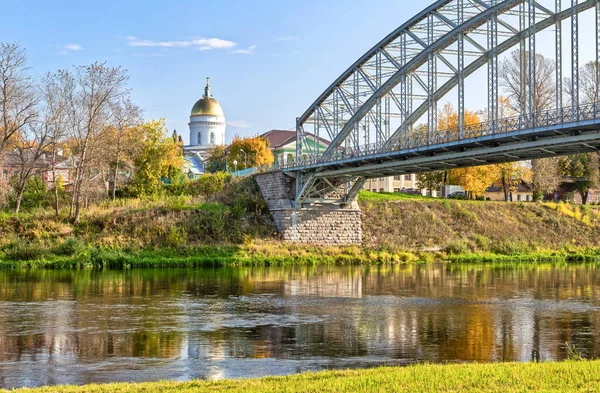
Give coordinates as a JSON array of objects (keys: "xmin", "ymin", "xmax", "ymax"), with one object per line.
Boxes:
[{"xmin": 0, "ymin": 264, "xmax": 599, "ymax": 365}]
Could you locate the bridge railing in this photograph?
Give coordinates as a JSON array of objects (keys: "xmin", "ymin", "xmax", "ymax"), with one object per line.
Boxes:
[{"xmin": 255, "ymin": 103, "xmax": 600, "ymax": 174}]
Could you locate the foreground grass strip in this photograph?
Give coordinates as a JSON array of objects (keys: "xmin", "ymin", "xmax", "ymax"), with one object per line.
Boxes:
[{"xmin": 6, "ymin": 361, "xmax": 600, "ymax": 393}]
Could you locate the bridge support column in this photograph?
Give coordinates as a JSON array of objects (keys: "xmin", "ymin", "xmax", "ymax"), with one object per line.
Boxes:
[{"xmin": 254, "ymin": 171, "xmax": 362, "ymax": 245}]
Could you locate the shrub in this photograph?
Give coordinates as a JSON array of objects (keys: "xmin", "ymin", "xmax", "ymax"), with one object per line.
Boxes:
[
  {"xmin": 472, "ymin": 234, "xmax": 491, "ymax": 251},
  {"xmin": 446, "ymin": 240, "xmax": 470, "ymax": 255},
  {"xmin": 52, "ymin": 238, "xmax": 88, "ymax": 256},
  {"xmin": 166, "ymin": 226, "xmax": 188, "ymax": 248},
  {"xmin": 3, "ymin": 242, "xmax": 47, "ymax": 261}
]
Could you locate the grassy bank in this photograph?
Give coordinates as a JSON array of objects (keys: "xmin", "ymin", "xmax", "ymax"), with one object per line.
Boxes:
[
  {"xmin": 360, "ymin": 191, "xmax": 600, "ymax": 256},
  {"xmin": 1, "ymin": 241, "xmax": 599, "ymax": 269},
  {"xmin": 2, "ymin": 184, "xmax": 600, "ymax": 268},
  {"xmin": 6, "ymin": 361, "xmax": 600, "ymax": 392},
  {"xmin": 0, "ymin": 242, "xmax": 429, "ymax": 269}
]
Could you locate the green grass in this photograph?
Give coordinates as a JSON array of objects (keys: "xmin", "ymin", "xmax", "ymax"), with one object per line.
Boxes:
[
  {"xmin": 358, "ymin": 190, "xmax": 437, "ymax": 202},
  {"xmin": 1, "ymin": 240, "xmax": 600, "ymax": 269},
  {"xmin": 6, "ymin": 361, "xmax": 600, "ymax": 392},
  {"xmin": 0, "ymin": 243, "xmax": 418, "ymax": 269},
  {"xmin": 447, "ymin": 251, "xmax": 600, "ymax": 263}
]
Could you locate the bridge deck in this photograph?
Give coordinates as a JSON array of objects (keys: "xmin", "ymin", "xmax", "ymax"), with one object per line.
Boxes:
[{"xmin": 284, "ymin": 109, "xmax": 600, "ymax": 179}]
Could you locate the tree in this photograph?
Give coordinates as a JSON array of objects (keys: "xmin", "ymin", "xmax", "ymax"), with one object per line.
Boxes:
[
  {"xmin": 499, "ymin": 50, "xmax": 558, "ymax": 201},
  {"xmin": 531, "ymin": 158, "xmax": 560, "ymax": 202},
  {"xmin": 418, "ymin": 171, "xmax": 445, "ymax": 195},
  {"xmin": 205, "ymin": 145, "xmax": 227, "ymax": 173},
  {"xmin": 129, "ymin": 119, "xmax": 184, "ymax": 196},
  {"xmin": 227, "ymin": 135, "xmax": 274, "ymax": 170},
  {"xmin": 108, "ymin": 97, "xmax": 141, "ymax": 200},
  {"xmin": 418, "ymin": 103, "xmax": 496, "ymax": 198},
  {"xmin": 579, "ymin": 61, "xmax": 600, "ymax": 104},
  {"xmin": 57, "ymin": 62, "xmax": 129, "ymax": 224},
  {"xmin": 417, "ymin": 104, "xmax": 480, "ymax": 191},
  {"xmin": 559, "ymin": 153, "xmax": 600, "ymax": 204},
  {"xmin": 41, "ymin": 72, "xmax": 70, "ymax": 216},
  {"xmin": 11, "ymin": 117, "xmax": 55, "ymax": 213},
  {"xmin": 13, "ymin": 175, "xmax": 48, "ymax": 211},
  {"xmin": 499, "ymin": 50, "xmax": 555, "ymax": 114},
  {"xmin": 0, "ymin": 43, "xmax": 37, "ymax": 157},
  {"xmin": 448, "ymin": 165, "xmax": 497, "ymax": 198},
  {"xmin": 0, "ymin": 43, "xmax": 37, "ymax": 208},
  {"xmin": 493, "ymin": 162, "xmax": 532, "ymax": 202}
]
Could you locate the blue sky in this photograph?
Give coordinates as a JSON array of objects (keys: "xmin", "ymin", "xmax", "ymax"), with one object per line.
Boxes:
[
  {"xmin": 1, "ymin": 0, "xmax": 432, "ymax": 143},
  {"xmin": 2, "ymin": 0, "xmax": 598, "ymax": 144}
]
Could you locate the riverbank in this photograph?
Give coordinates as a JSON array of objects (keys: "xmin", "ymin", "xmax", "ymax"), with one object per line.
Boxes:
[
  {"xmin": 2, "ymin": 187, "xmax": 600, "ymax": 268},
  {"xmin": 1, "ymin": 241, "xmax": 600, "ymax": 269},
  {"xmin": 5, "ymin": 360, "xmax": 599, "ymax": 392}
]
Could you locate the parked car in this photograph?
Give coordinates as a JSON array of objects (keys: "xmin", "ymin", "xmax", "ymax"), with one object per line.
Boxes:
[
  {"xmin": 398, "ymin": 187, "xmax": 422, "ymax": 195},
  {"xmin": 447, "ymin": 191, "xmax": 466, "ymax": 199}
]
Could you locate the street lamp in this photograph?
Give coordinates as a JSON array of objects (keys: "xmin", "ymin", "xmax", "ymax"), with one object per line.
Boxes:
[
  {"xmin": 233, "ymin": 160, "xmax": 238, "ymax": 173},
  {"xmin": 239, "ymin": 149, "xmax": 248, "ymax": 169}
]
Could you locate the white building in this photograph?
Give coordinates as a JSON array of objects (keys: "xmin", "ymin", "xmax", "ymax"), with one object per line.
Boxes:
[
  {"xmin": 184, "ymin": 78, "xmax": 226, "ymax": 175},
  {"xmin": 185, "ymin": 78, "xmax": 226, "ymax": 154},
  {"xmin": 364, "ymin": 175, "xmax": 440, "ymax": 197},
  {"xmin": 364, "ymin": 175, "xmax": 418, "ymax": 193}
]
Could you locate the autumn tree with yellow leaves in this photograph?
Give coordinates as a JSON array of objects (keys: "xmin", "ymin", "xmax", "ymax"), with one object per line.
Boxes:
[
  {"xmin": 418, "ymin": 103, "xmax": 495, "ymax": 198},
  {"xmin": 129, "ymin": 119, "xmax": 184, "ymax": 196},
  {"xmin": 227, "ymin": 135, "xmax": 274, "ymax": 171}
]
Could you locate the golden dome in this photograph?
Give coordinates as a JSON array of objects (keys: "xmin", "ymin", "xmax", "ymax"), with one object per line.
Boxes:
[
  {"xmin": 191, "ymin": 77, "xmax": 225, "ymax": 117},
  {"xmin": 191, "ymin": 97, "xmax": 224, "ymax": 117}
]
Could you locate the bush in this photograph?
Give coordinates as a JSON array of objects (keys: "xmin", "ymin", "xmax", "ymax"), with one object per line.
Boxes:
[
  {"xmin": 3, "ymin": 242, "xmax": 47, "ymax": 260},
  {"xmin": 446, "ymin": 240, "xmax": 470, "ymax": 255},
  {"xmin": 165, "ymin": 172, "xmax": 232, "ymax": 197},
  {"xmin": 10, "ymin": 176, "xmax": 52, "ymax": 211},
  {"xmin": 51, "ymin": 238, "xmax": 89, "ymax": 256}
]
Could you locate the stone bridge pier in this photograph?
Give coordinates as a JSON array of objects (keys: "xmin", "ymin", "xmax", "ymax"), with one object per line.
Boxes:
[{"xmin": 254, "ymin": 171, "xmax": 362, "ymax": 245}]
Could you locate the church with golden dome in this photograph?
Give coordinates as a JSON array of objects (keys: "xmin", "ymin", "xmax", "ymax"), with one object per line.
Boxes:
[{"xmin": 185, "ymin": 77, "xmax": 226, "ymax": 155}]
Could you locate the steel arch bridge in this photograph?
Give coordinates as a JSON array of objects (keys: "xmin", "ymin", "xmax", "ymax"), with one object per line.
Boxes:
[{"xmin": 283, "ymin": 0, "xmax": 600, "ymax": 206}]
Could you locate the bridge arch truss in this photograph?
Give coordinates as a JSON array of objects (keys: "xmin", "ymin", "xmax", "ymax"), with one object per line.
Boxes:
[{"xmin": 291, "ymin": 0, "xmax": 600, "ymax": 205}]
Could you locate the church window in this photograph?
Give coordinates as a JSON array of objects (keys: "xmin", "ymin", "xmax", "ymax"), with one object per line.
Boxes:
[
  {"xmin": 210, "ymin": 132, "xmax": 215, "ymax": 145},
  {"xmin": 197, "ymin": 132, "xmax": 201, "ymax": 145}
]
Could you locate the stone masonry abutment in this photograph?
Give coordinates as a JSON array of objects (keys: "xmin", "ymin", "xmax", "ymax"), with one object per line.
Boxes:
[{"xmin": 254, "ymin": 171, "xmax": 362, "ymax": 245}]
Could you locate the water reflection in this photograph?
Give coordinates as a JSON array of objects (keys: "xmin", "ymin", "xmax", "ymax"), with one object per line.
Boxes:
[{"xmin": 0, "ymin": 263, "xmax": 599, "ymax": 388}]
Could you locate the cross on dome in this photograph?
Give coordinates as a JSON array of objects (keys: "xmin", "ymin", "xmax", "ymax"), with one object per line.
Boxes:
[{"xmin": 204, "ymin": 77, "xmax": 211, "ymax": 98}]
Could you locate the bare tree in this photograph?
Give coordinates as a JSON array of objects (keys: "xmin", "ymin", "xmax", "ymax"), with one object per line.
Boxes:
[
  {"xmin": 499, "ymin": 50, "xmax": 556, "ymax": 114},
  {"xmin": 531, "ymin": 158, "xmax": 560, "ymax": 202},
  {"xmin": 58, "ymin": 62, "xmax": 129, "ymax": 224},
  {"xmin": 564, "ymin": 61, "xmax": 600, "ymax": 105},
  {"xmin": 12, "ymin": 117, "xmax": 53, "ymax": 213},
  {"xmin": 500, "ymin": 50, "xmax": 560, "ymax": 200},
  {"xmin": 0, "ymin": 42, "xmax": 37, "ymax": 209},
  {"xmin": 580, "ymin": 61, "xmax": 600, "ymax": 104},
  {"xmin": 109, "ymin": 97, "xmax": 141, "ymax": 200},
  {"xmin": 0, "ymin": 43, "xmax": 37, "ymax": 153},
  {"xmin": 39, "ymin": 72, "xmax": 70, "ymax": 216}
]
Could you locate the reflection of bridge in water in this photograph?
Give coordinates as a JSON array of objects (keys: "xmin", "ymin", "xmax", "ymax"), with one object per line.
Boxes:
[{"xmin": 255, "ymin": 0, "xmax": 600, "ymax": 244}]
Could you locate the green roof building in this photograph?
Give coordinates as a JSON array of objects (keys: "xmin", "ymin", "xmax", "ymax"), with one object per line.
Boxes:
[{"xmin": 260, "ymin": 130, "xmax": 332, "ymax": 166}]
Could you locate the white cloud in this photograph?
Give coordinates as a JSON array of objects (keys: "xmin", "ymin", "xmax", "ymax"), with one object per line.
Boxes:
[
  {"xmin": 59, "ymin": 43, "xmax": 83, "ymax": 54},
  {"xmin": 233, "ymin": 45, "xmax": 256, "ymax": 55},
  {"xmin": 228, "ymin": 120, "xmax": 252, "ymax": 129},
  {"xmin": 277, "ymin": 36, "xmax": 296, "ymax": 42},
  {"xmin": 127, "ymin": 36, "xmax": 236, "ymax": 51},
  {"xmin": 65, "ymin": 43, "xmax": 83, "ymax": 51}
]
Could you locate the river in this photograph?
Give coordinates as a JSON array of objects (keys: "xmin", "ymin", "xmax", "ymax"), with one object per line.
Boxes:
[{"xmin": 0, "ymin": 263, "xmax": 598, "ymax": 388}]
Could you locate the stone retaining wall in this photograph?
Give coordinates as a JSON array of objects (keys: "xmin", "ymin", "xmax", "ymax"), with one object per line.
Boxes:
[{"xmin": 254, "ymin": 171, "xmax": 362, "ymax": 245}]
